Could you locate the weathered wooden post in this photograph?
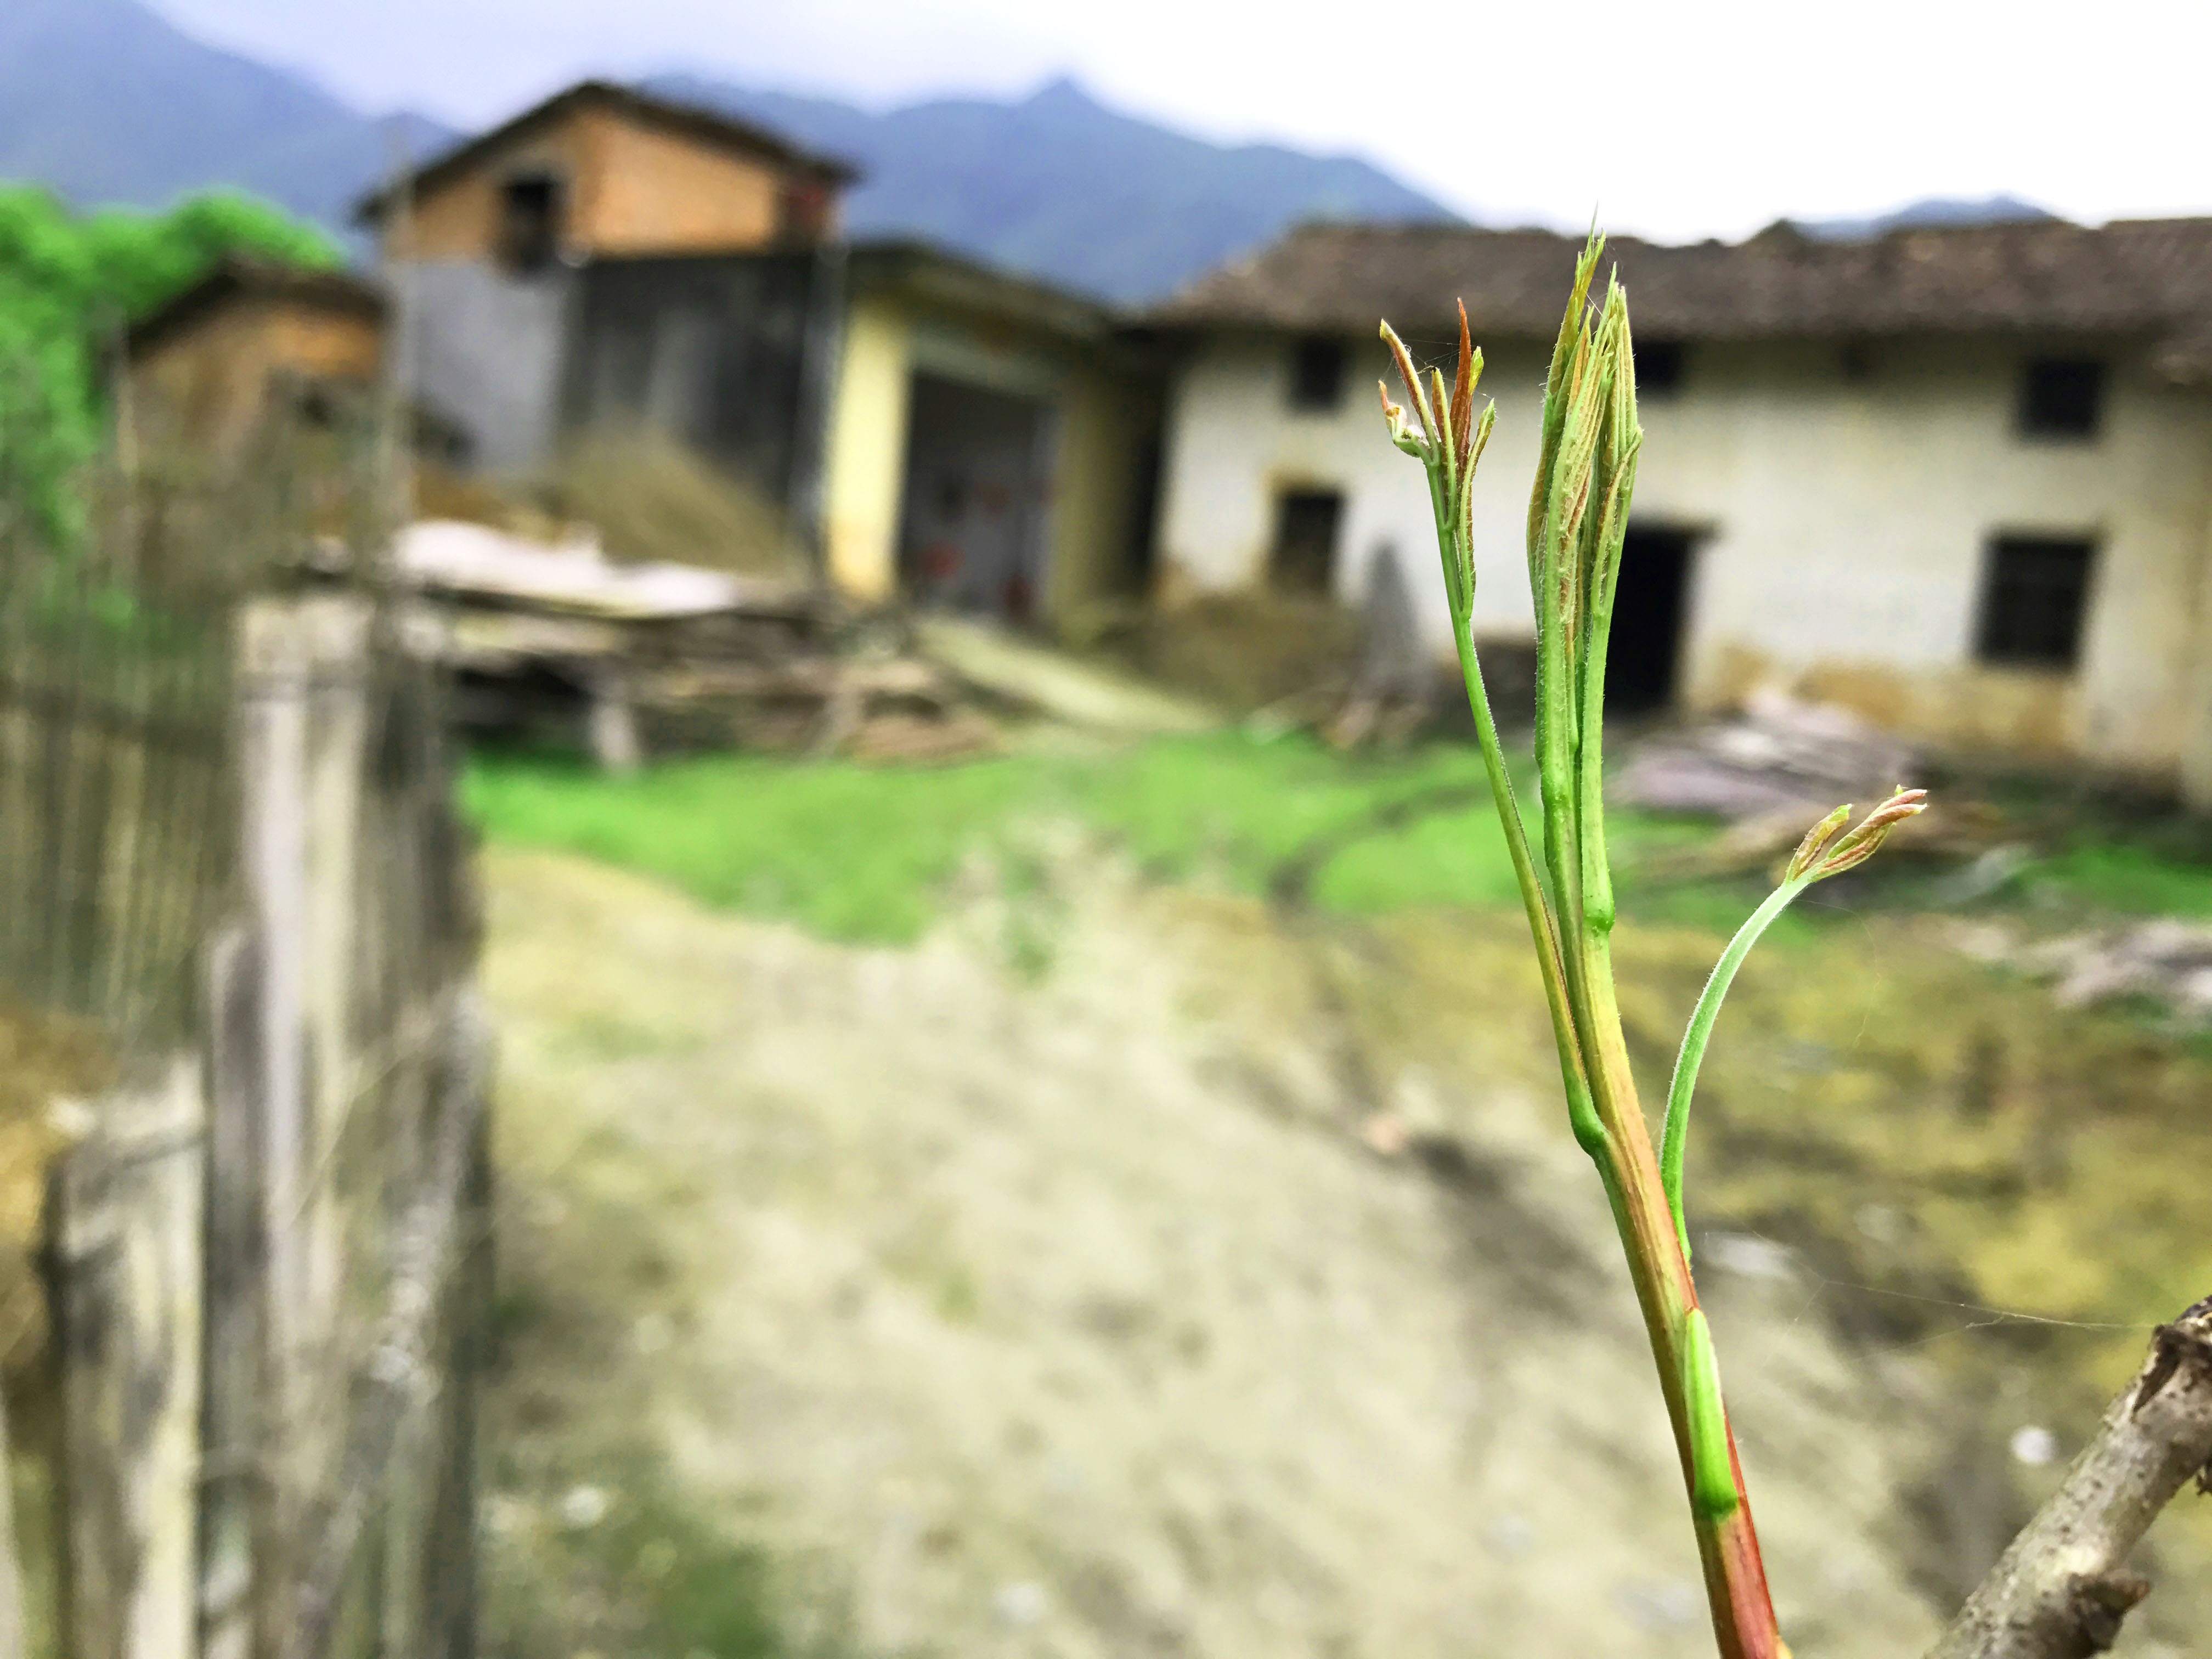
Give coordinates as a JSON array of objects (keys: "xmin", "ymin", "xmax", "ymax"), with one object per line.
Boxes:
[
  {"xmin": 0, "ymin": 1370, "xmax": 27, "ymax": 1659},
  {"xmin": 233, "ymin": 595, "xmax": 371, "ymax": 1658},
  {"xmin": 45, "ymin": 587, "xmax": 484, "ymax": 1659},
  {"xmin": 49, "ymin": 1056, "xmax": 206, "ymax": 1659}
]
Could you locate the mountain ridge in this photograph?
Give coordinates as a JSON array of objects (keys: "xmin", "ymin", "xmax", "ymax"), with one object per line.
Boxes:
[
  {"xmin": 0, "ymin": 0, "xmax": 455, "ymax": 227},
  {"xmin": 640, "ymin": 72, "xmax": 1455, "ymax": 303},
  {"xmin": 2, "ymin": 2, "xmax": 2068, "ymax": 303}
]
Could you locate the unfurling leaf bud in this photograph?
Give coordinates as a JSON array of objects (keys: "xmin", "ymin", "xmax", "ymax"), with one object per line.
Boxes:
[
  {"xmin": 1805, "ymin": 787, "xmax": 1929, "ymax": 883},
  {"xmin": 1379, "ymin": 321, "xmax": 1429, "ymax": 445},
  {"xmin": 1379, "ymin": 381, "xmax": 1424, "ymax": 457},
  {"xmin": 1784, "ymin": 804, "xmax": 1853, "ymax": 882}
]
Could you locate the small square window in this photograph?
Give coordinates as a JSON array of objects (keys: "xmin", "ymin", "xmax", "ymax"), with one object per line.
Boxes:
[
  {"xmin": 2018, "ymin": 358, "xmax": 2104, "ymax": 438},
  {"xmin": 498, "ymin": 172, "xmax": 564, "ymax": 274},
  {"xmin": 1270, "ymin": 488, "xmax": 1344, "ymax": 594},
  {"xmin": 1976, "ymin": 535, "xmax": 2096, "ymax": 668},
  {"xmin": 1637, "ymin": 340, "xmax": 1686, "ymax": 396},
  {"xmin": 1288, "ymin": 336, "xmax": 1347, "ymax": 411}
]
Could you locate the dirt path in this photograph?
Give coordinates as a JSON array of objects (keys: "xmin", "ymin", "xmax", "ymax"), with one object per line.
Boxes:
[{"xmin": 473, "ymin": 842, "xmax": 2019, "ymax": 1659}]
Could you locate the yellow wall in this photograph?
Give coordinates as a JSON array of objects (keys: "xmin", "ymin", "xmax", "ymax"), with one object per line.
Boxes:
[
  {"xmin": 821, "ymin": 294, "xmax": 913, "ymax": 602},
  {"xmin": 264, "ymin": 300, "xmax": 384, "ymax": 381},
  {"xmin": 1043, "ymin": 365, "xmax": 1154, "ymax": 622},
  {"xmin": 819, "ymin": 287, "xmax": 1154, "ymax": 625}
]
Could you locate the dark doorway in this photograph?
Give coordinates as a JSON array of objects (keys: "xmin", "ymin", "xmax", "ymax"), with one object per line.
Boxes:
[
  {"xmin": 1270, "ymin": 488, "xmax": 1344, "ymax": 595},
  {"xmin": 1608, "ymin": 526, "xmax": 1696, "ymax": 711},
  {"xmin": 896, "ymin": 374, "xmax": 1052, "ymax": 620}
]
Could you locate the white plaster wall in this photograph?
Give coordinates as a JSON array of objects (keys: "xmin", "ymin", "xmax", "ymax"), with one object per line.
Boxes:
[
  {"xmin": 1656, "ymin": 337, "xmax": 2212, "ymax": 770},
  {"xmin": 1156, "ymin": 329, "xmax": 2212, "ymax": 777},
  {"xmin": 1155, "ymin": 332, "xmax": 1550, "ymax": 652}
]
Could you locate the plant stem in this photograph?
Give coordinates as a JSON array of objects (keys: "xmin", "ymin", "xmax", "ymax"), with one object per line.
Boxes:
[
  {"xmin": 1448, "ymin": 611, "xmax": 1602, "ymax": 1151},
  {"xmin": 1452, "ymin": 603, "xmax": 1781, "ymax": 1659},
  {"xmin": 1391, "ymin": 273, "xmax": 1785, "ymax": 1657},
  {"xmin": 1661, "ymin": 874, "xmax": 1810, "ymax": 1263}
]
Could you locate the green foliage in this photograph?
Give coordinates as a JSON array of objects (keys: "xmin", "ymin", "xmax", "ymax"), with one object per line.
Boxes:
[
  {"xmin": 0, "ymin": 183, "xmax": 339, "ymax": 539},
  {"xmin": 460, "ymin": 735, "xmax": 1737, "ymax": 947},
  {"xmin": 2030, "ymin": 840, "xmax": 2212, "ymax": 918}
]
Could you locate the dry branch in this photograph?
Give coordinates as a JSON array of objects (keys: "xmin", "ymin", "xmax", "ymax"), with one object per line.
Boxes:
[{"xmin": 1932, "ymin": 1295, "xmax": 2212, "ymax": 1659}]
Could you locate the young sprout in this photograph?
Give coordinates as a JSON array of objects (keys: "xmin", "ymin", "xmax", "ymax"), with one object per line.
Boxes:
[
  {"xmin": 1380, "ymin": 233, "xmax": 1923, "ymax": 1659},
  {"xmin": 1661, "ymin": 787, "xmax": 1929, "ymax": 1263}
]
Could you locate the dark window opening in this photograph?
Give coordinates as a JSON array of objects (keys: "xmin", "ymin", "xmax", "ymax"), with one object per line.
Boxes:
[
  {"xmin": 498, "ymin": 172, "xmax": 563, "ymax": 274},
  {"xmin": 1976, "ymin": 535, "xmax": 2096, "ymax": 668},
  {"xmin": 1270, "ymin": 488, "xmax": 1344, "ymax": 594},
  {"xmin": 1288, "ymin": 336, "xmax": 1347, "ymax": 411},
  {"xmin": 1637, "ymin": 340, "xmax": 1686, "ymax": 396},
  {"xmin": 1608, "ymin": 526, "xmax": 1696, "ymax": 710},
  {"xmin": 2018, "ymin": 358, "xmax": 2104, "ymax": 438}
]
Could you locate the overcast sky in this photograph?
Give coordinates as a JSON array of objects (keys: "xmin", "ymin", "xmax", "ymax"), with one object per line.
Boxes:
[{"xmin": 152, "ymin": 0, "xmax": 2212, "ymax": 243}]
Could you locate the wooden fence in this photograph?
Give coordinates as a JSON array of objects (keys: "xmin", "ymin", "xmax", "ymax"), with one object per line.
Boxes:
[{"xmin": 0, "ymin": 572, "xmax": 486, "ymax": 1659}]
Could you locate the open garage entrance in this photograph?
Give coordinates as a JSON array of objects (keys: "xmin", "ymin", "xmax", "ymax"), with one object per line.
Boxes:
[{"xmin": 896, "ymin": 373, "xmax": 1054, "ymax": 621}]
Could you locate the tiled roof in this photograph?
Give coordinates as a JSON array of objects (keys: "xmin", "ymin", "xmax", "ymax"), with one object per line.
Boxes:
[{"xmin": 1152, "ymin": 217, "xmax": 2212, "ymax": 373}]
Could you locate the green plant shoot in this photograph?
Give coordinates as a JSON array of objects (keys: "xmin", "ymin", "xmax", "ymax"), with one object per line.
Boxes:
[
  {"xmin": 1661, "ymin": 788, "xmax": 1926, "ymax": 1263},
  {"xmin": 1380, "ymin": 232, "xmax": 1924, "ymax": 1659}
]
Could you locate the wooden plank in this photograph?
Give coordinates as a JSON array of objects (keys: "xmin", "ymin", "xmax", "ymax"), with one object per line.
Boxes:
[
  {"xmin": 0, "ymin": 1375, "xmax": 27, "ymax": 1659},
  {"xmin": 197, "ymin": 925, "xmax": 259, "ymax": 1659},
  {"xmin": 50, "ymin": 1056, "xmax": 207, "ymax": 1659},
  {"xmin": 417, "ymin": 1107, "xmax": 492, "ymax": 1659}
]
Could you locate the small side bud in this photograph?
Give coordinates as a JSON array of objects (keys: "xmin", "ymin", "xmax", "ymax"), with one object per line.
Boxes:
[
  {"xmin": 1808, "ymin": 787, "xmax": 1929, "ymax": 881},
  {"xmin": 1379, "ymin": 319, "xmax": 1430, "ymax": 443},
  {"xmin": 1379, "ymin": 381, "xmax": 1424, "ymax": 457},
  {"xmin": 1784, "ymin": 805, "xmax": 1852, "ymax": 882}
]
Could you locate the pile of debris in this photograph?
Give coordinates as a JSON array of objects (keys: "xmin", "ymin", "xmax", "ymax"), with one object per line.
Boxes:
[
  {"xmin": 1612, "ymin": 689, "xmax": 1921, "ymax": 821},
  {"xmin": 1954, "ymin": 918, "xmax": 2212, "ymax": 1026},
  {"xmin": 394, "ymin": 520, "xmax": 993, "ymax": 767},
  {"xmin": 1611, "ymin": 690, "xmax": 2001, "ymax": 874}
]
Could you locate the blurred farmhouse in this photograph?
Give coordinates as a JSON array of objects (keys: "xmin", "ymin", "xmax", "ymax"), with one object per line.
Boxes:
[
  {"xmin": 1152, "ymin": 222, "xmax": 2212, "ymax": 802},
  {"xmin": 123, "ymin": 80, "xmax": 2212, "ymax": 801},
  {"xmin": 352, "ymin": 81, "xmax": 1156, "ymax": 628},
  {"xmin": 122, "ymin": 255, "xmax": 386, "ymax": 464}
]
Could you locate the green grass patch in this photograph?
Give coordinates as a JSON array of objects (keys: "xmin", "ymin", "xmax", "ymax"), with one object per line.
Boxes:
[
  {"xmin": 464, "ymin": 731, "xmax": 1784, "ymax": 945},
  {"xmin": 2026, "ymin": 840, "xmax": 2212, "ymax": 918}
]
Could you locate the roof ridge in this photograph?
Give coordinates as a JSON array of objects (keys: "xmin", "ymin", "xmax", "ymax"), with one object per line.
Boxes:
[
  {"xmin": 353, "ymin": 78, "xmax": 861, "ymax": 225},
  {"xmin": 1148, "ymin": 213, "xmax": 2212, "ymax": 352}
]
